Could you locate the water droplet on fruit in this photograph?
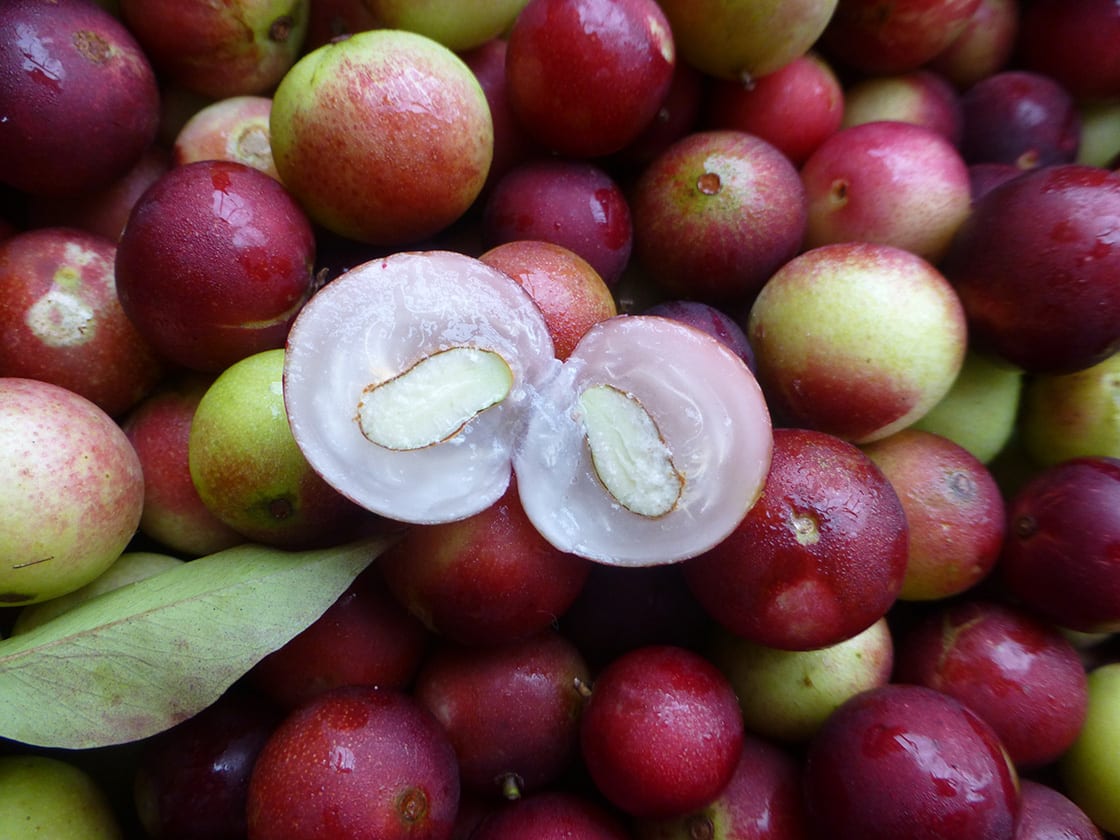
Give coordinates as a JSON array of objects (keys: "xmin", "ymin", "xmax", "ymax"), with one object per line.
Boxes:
[
  {"xmin": 697, "ymin": 172, "xmax": 721, "ymax": 195},
  {"xmin": 397, "ymin": 787, "xmax": 429, "ymax": 823},
  {"xmin": 789, "ymin": 510, "xmax": 820, "ymax": 545},
  {"xmin": 328, "ymin": 745, "xmax": 355, "ymax": 773}
]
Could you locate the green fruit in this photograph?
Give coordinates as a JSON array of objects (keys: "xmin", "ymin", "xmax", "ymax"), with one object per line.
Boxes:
[
  {"xmin": 1060, "ymin": 663, "xmax": 1120, "ymax": 834},
  {"xmin": 0, "ymin": 754, "xmax": 123, "ymax": 839}
]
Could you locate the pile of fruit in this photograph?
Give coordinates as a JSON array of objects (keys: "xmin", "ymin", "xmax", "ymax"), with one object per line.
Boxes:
[{"xmin": 2, "ymin": 0, "xmax": 1120, "ymax": 837}]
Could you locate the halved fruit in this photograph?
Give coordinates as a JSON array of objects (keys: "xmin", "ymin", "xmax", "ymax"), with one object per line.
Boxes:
[
  {"xmin": 283, "ymin": 250, "xmax": 557, "ymax": 524},
  {"xmin": 514, "ymin": 314, "xmax": 773, "ymax": 565}
]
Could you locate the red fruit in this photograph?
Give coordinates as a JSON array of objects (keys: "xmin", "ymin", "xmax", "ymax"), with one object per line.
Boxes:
[
  {"xmin": 684, "ymin": 428, "xmax": 908, "ymax": 651},
  {"xmin": 413, "ymin": 630, "xmax": 591, "ymax": 798},
  {"xmin": 630, "ymin": 130, "xmax": 808, "ymax": 304},
  {"xmin": 940, "ymin": 164, "xmax": 1120, "ymax": 374},
  {"xmin": 378, "ymin": 479, "xmax": 591, "ymax": 646},
  {"xmin": 1017, "ymin": 0, "xmax": 1120, "ymax": 104},
  {"xmin": 249, "ymin": 565, "xmax": 431, "ymax": 710},
  {"xmin": 115, "ymin": 160, "xmax": 316, "ymax": 373},
  {"xmin": 999, "ymin": 456, "xmax": 1120, "ymax": 633},
  {"xmin": 0, "ymin": 0, "xmax": 160, "ymax": 197},
  {"xmin": 505, "ymin": 0, "xmax": 676, "ymax": 158},
  {"xmin": 471, "ymin": 791, "xmax": 632, "ymax": 840},
  {"xmin": 579, "ymin": 645, "xmax": 744, "ymax": 819},
  {"xmin": 1014, "ymin": 779, "xmax": 1104, "ymax": 840},
  {"xmin": 803, "ymin": 684, "xmax": 1020, "ymax": 840},
  {"xmin": 246, "ymin": 686, "xmax": 460, "ymax": 840},
  {"xmin": 894, "ymin": 599, "xmax": 1089, "ymax": 770},
  {"xmin": 0, "ymin": 226, "xmax": 164, "ymax": 418}
]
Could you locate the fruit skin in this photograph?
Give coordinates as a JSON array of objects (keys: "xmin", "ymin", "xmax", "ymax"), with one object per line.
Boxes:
[
  {"xmin": 0, "ymin": 226, "xmax": 165, "ymax": 418},
  {"xmin": 479, "ymin": 240, "xmax": 617, "ymax": 361},
  {"xmin": 893, "ymin": 599, "xmax": 1089, "ymax": 770},
  {"xmin": 860, "ymin": 428, "xmax": 1005, "ymax": 601},
  {"xmin": 0, "ymin": 377, "xmax": 144, "ymax": 606},
  {"xmin": 173, "ymin": 95, "xmax": 279, "ymax": 181},
  {"xmin": 684, "ymin": 428, "xmax": 908, "ymax": 651},
  {"xmin": 470, "ymin": 791, "xmax": 632, "ymax": 840},
  {"xmin": 121, "ymin": 374, "xmax": 246, "ymax": 558},
  {"xmin": 840, "ymin": 70, "xmax": 963, "ymax": 145},
  {"xmin": 365, "ymin": 0, "xmax": 529, "ymax": 52},
  {"xmin": 941, "ymin": 164, "xmax": 1120, "ymax": 375},
  {"xmin": 504, "ymin": 0, "xmax": 676, "ymax": 159},
  {"xmin": 799, "ymin": 120, "xmax": 971, "ymax": 263},
  {"xmin": 657, "ymin": 0, "xmax": 839, "ymax": 82},
  {"xmin": 926, "ymin": 0, "xmax": 1020, "ymax": 91},
  {"xmin": 115, "ymin": 159, "xmax": 317, "ymax": 373},
  {"xmin": 188, "ymin": 349, "xmax": 371, "ymax": 549},
  {"xmin": 246, "ymin": 685, "xmax": 460, "ymax": 840},
  {"xmin": 0, "ymin": 0, "xmax": 160, "ymax": 197},
  {"xmin": 120, "ymin": 0, "xmax": 310, "ymax": 98},
  {"xmin": 269, "ymin": 29, "xmax": 493, "ymax": 246},
  {"xmin": 999, "ymin": 456, "xmax": 1120, "ymax": 633},
  {"xmin": 1016, "ymin": 0, "xmax": 1120, "ymax": 105},
  {"xmin": 1013, "ymin": 779, "xmax": 1103, "ymax": 840},
  {"xmin": 0, "ymin": 754, "xmax": 123, "ymax": 839},
  {"xmin": 579, "ymin": 645, "xmax": 745, "ymax": 820},
  {"xmin": 747, "ymin": 242, "xmax": 967, "ymax": 443},
  {"xmin": 1059, "ymin": 663, "xmax": 1120, "ymax": 836},
  {"xmin": 630, "ymin": 130, "xmax": 808, "ymax": 305},
  {"xmin": 803, "ymin": 684, "xmax": 1019, "ymax": 840},
  {"xmin": 1018, "ymin": 352, "xmax": 1120, "ymax": 465}
]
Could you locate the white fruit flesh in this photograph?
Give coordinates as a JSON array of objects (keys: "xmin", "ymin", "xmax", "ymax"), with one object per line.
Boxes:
[
  {"xmin": 357, "ymin": 347, "xmax": 514, "ymax": 451},
  {"xmin": 283, "ymin": 250, "xmax": 557, "ymax": 524},
  {"xmin": 578, "ymin": 384, "xmax": 683, "ymax": 517},
  {"xmin": 514, "ymin": 314, "xmax": 774, "ymax": 566}
]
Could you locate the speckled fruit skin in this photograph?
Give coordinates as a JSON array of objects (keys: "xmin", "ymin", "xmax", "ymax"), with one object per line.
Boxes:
[
  {"xmin": 684, "ymin": 428, "xmax": 908, "ymax": 652},
  {"xmin": 941, "ymin": 164, "xmax": 1120, "ymax": 375},
  {"xmin": 120, "ymin": 0, "xmax": 310, "ymax": 98},
  {"xmin": 631, "ymin": 130, "xmax": 808, "ymax": 305},
  {"xmin": 115, "ymin": 159, "xmax": 316, "ymax": 373},
  {"xmin": 0, "ymin": 377, "xmax": 144, "ymax": 606},
  {"xmin": 747, "ymin": 242, "xmax": 967, "ymax": 443},
  {"xmin": 861, "ymin": 428, "xmax": 1006, "ymax": 601},
  {"xmin": 804, "ymin": 684, "xmax": 1020, "ymax": 840},
  {"xmin": 0, "ymin": 227, "xmax": 164, "ymax": 418},
  {"xmin": 269, "ymin": 28, "xmax": 493, "ymax": 246},
  {"xmin": 579, "ymin": 645, "xmax": 745, "ymax": 820},
  {"xmin": 246, "ymin": 686, "xmax": 460, "ymax": 840},
  {"xmin": 0, "ymin": 0, "xmax": 160, "ymax": 198}
]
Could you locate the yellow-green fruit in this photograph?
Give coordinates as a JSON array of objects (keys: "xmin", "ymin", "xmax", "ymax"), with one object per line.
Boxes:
[
  {"xmin": 656, "ymin": 0, "xmax": 838, "ymax": 81},
  {"xmin": 0, "ymin": 754, "xmax": 123, "ymax": 839},
  {"xmin": 1019, "ymin": 352, "xmax": 1120, "ymax": 466},
  {"xmin": 911, "ymin": 350, "xmax": 1023, "ymax": 463},
  {"xmin": 188, "ymin": 349, "xmax": 363, "ymax": 548},
  {"xmin": 1060, "ymin": 663, "xmax": 1120, "ymax": 834}
]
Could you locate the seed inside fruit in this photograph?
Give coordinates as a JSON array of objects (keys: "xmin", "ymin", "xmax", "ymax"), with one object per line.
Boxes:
[
  {"xmin": 578, "ymin": 383, "xmax": 683, "ymax": 517},
  {"xmin": 356, "ymin": 347, "xmax": 514, "ymax": 451}
]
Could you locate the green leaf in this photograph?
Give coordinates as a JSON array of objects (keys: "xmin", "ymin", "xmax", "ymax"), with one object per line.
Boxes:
[{"xmin": 0, "ymin": 537, "xmax": 389, "ymax": 749}]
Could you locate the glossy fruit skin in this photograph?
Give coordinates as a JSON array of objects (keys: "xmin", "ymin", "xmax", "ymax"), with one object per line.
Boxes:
[
  {"xmin": 999, "ymin": 456, "xmax": 1120, "ymax": 633},
  {"xmin": 134, "ymin": 689, "xmax": 282, "ymax": 840},
  {"xmin": 630, "ymin": 130, "xmax": 807, "ymax": 304},
  {"xmin": 803, "ymin": 684, "xmax": 1019, "ymax": 840},
  {"xmin": 0, "ymin": 0, "xmax": 160, "ymax": 197},
  {"xmin": 115, "ymin": 160, "xmax": 316, "ymax": 373},
  {"xmin": 413, "ymin": 629, "xmax": 590, "ymax": 798},
  {"xmin": 958, "ymin": 71, "xmax": 1081, "ymax": 170},
  {"xmin": 684, "ymin": 429, "xmax": 907, "ymax": 651},
  {"xmin": 940, "ymin": 164, "xmax": 1120, "ymax": 375},
  {"xmin": 246, "ymin": 686, "xmax": 460, "ymax": 840},
  {"xmin": 470, "ymin": 791, "xmax": 632, "ymax": 840},
  {"xmin": 1013, "ymin": 779, "xmax": 1103, "ymax": 840},
  {"xmin": 894, "ymin": 599, "xmax": 1089, "ymax": 770},
  {"xmin": 579, "ymin": 645, "xmax": 744, "ymax": 819},
  {"xmin": 504, "ymin": 0, "xmax": 675, "ymax": 158}
]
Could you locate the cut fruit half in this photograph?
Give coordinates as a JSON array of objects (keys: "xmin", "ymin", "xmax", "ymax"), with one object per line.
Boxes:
[
  {"xmin": 283, "ymin": 250, "xmax": 558, "ymax": 524},
  {"xmin": 514, "ymin": 314, "xmax": 773, "ymax": 566}
]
